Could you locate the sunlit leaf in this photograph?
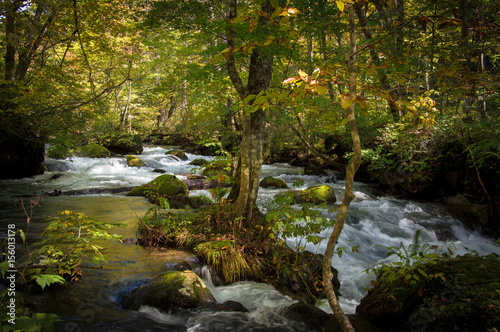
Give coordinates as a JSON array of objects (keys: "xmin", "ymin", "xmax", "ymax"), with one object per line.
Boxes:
[{"xmin": 336, "ymin": 1, "xmax": 344, "ymax": 12}]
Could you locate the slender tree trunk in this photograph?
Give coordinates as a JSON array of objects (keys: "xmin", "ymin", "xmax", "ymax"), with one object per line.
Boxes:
[
  {"xmin": 322, "ymin": 5, "xmax": 360, "ymax": 332},
  {"xmin": 225, "ymin": 0, "xmax": 274, "ymax": 223}
]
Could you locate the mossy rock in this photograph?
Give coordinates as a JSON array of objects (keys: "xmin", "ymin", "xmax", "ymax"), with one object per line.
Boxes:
[
  {"xmin": 127, "ymin": 174, "xmax": 188, "ymax": 197},
  {"xmin": 126, "ymin": 155, "xmax": 145, "ymax": 167},
  {"xmin": 166, "ymin": 149, "xmax": 188, "ymax": 161},
  {"xmin": 285, "ymin": 185, "xmax": 336, "ymax": 205},
  {"xmin": 189, "ymin": 158, "xmax": 209, "ymax": 166},
  {"xmin": 122, "ymin": 271, "xmax": 215, "ymax": 310},
  {"xmin": 260, "ymin": 176, "xmax": 288, "ymax": 189},
  {"xmin": 73, "ymin": 144, "xmax": 110, "ymax": 158},
  {"xmin": 356, "ymin": 255, "xmax": 500, "ymax": 332}
]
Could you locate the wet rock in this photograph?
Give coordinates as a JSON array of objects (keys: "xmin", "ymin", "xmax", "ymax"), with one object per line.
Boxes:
[
  {"xmin": 356, "ymin": 255, "xmax": 500, "ymax": 332},
  {"xmin": 304, "ymin": 165, "xmax": 327, "ymax": 176},
  {"xmin": 153, "ymin": 168, "xmax": 166, "ymax": 173},
  {"xmin": 444, "ymin": 194, "xmax": 469, "ymax": 206},
  {"xmin": 126, "ymin": 155, "xmax": 145, "ymax": 167},
  {"xmin": 122, "ymin": 271, "xmax": 215, "ymax": 311},
  {"xmin": 166, "ymin": 149, "xmax": 188, "ymax": 161},
  {"xmin": 259, "ymin": 176, "xmax": 288, "ymax": 189},
  {"xmin": 205, "ymin": 300, "xmax": 249, "ymax": 313},
  {"xmin": 49, "ymin": 172, "xmax": 65, "ymax": 180},
  {"xmin": 127, "ymin": 174, "xmax": 188, "ymax": 197},
  {"xmin": 44, "ymin": 159, "xmax": 71, "ymax": 172}
]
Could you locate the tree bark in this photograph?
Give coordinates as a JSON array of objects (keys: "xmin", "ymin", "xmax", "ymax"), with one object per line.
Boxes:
[
  {"xmin": 225, "ymin": 0, "xmax": 274, "ymax": 223},
  {"xmin": 322, "ymin": 5, "xmax": 360, "ymax": 332}
]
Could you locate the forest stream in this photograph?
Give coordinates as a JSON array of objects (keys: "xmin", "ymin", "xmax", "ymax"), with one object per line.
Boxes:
[{"xmin": 1, "ymin": 146, "xmax": 499, "ymax": 331}]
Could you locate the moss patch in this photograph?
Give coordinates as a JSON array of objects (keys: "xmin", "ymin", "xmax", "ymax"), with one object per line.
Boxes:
[
  {"xmin": 126, "ymin": 155, "xmax": 145, "ymax": 167},
  {"xmin": 73, "ymin": 144, "xmax": 110, "ymax": 158},
  {"xmin": 127, "ymin": 174, "xmax": 187, "ymax": 197}
]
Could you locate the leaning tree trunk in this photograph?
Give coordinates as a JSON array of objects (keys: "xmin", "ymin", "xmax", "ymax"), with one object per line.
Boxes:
[
  {"xmin": 225, "ymin": 0, "xmax": 274, "ymax": 223},
  {"xmin": 322, "ymin": 5, "xmax": 360, "ymax": 332}
]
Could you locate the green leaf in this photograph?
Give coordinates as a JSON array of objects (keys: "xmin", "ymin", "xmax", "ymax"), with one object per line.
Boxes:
[
  {"xmin": 230, "ymin": 17, "xmax": 248, "ymax": 23},
  {"xmin": 19, "ymin": 229, "xmax": 26, "ymax": 244},
  {"xmin": 32, "ymin": 274, "xmax": 67, "ymax": 290},
  {"xmin": 210, "ymin": 52, "xmax": 225, "ymax": 64}
]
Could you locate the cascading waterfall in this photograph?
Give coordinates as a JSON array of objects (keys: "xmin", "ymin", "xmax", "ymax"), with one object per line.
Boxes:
[{"xmin": 1, "ymin": 145, "xmax": 499, "ymax": 331}]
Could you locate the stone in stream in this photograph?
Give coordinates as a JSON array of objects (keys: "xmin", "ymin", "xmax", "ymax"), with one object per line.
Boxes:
[
  {"xmin": 259, "ymin": 176, "xmax": 288, "ymax": 189},
  {"xmin": 122, "ymin": 270, "xmax": 215, "ymax": 310},
  {"xmin": 126, "ymin": 155, "xmax": 145, "ymax": 167},
  {"xmin": 127, "ymin": 174, "xmax": 188, "ymax": 197}
]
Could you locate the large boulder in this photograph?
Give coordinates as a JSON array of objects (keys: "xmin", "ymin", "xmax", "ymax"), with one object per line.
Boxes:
[
  {"xmin": 122, "ymin": 271, "xmax": 215, "ymax": 310},
  {"xmin": 127, "ymin": 174, "xmax": 188, "ymax": 197},
  {"xmin": 0, "ymin": 134, "xmax": 45, "ymax": 179},
  {"xmin": 73, "ymin": 144, "xmax": 110, "ymax": 158},
  {"xmin": 293, "ymin": 185, "xmax": 337, "ymax": 205},
  {"xmin": 260, "ymin": 176, "xmax": 288, "ymax": 189},
  {"xmin": 356, "ymin": 255, "xmax": 500, "ymax": 332}
]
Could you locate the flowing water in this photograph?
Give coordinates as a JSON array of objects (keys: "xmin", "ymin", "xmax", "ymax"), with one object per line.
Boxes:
[{"xmin": 1, "ymin": 146, "xmax": 499, "ymax": 331}]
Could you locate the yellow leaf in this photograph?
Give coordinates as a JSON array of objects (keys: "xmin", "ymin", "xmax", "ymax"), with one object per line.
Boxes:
[
  {"xmin": 336, "ymin": 1, "xmax": 344, "ymax": 12},
  {"xmin": 298, "ymin": 70, "xmax": 308, "ymax": 78},
  {"xmin": 263, "ymin": 35, "xmax": 275, "ymax": 46}
]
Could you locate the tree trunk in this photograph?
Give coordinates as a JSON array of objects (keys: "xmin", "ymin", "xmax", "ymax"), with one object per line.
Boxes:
[
  {"xmin": 322, "ymin": 5, "xmax": 360, "ymax": 332},
  {"xmin": 225, "ymin": 0, "xmax": 274, "ymax": 223}
]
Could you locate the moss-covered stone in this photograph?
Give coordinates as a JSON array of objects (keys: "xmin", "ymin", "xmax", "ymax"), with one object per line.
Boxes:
[
  {"xmin": 356, "ymin": 255, "xmax": 500, "ymax": 332},
  {"xmin": 73, "ymin": 144, "xmax": 110, "ymax": 158},
  {"xmin": 189, "ymin": 158, "xmax": 209, "ymax": 166},
  {"xmin": 284, "ymin": 185, "xmax": 336, "ymax": 205},
  {"xmin": 126, "ymin": 155, "xmax": 145, "ymax": 167},
  {"xmin": 260, "ymin": 176, "xmax": 288, "ymax": 189},
  {"xmin": 123, "ymin": 271, "xmax": 215, "ymax": 310},
  {"xmin": 166, "ymin": 149, "xmax": 188, "ymax": 161},
  {"xmin": 127, "ymin": 174, "xmax": 188, "ymax": 197}
]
